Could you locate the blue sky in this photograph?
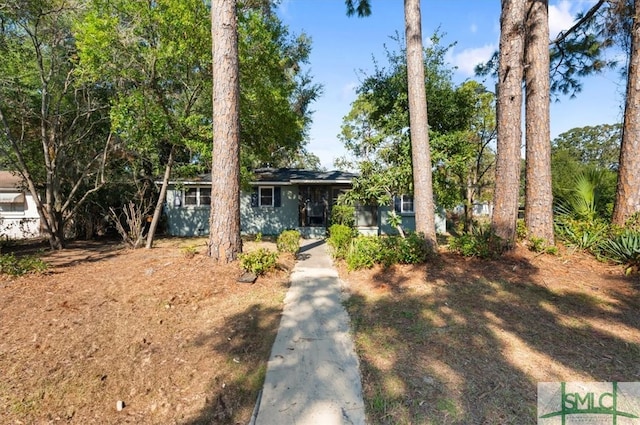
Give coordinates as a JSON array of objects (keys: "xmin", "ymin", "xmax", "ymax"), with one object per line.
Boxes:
[{"xmin": 276, "ymin": 0, "xmax": 627, "ymax": 170}]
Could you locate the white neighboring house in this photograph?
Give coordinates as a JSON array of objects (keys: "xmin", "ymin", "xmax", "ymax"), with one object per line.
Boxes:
[{"xmin": 0, "ymin": 171, "xmax": 41, "ymax": 240}]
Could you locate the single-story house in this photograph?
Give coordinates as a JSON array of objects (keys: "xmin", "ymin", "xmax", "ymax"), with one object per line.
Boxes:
[
  {"xmin": 162, "ymin": 168, "xmax": 446, "ymax": 238},
  {"xmin": 0, "ymin": 171, "xmax": 41, "ymax": 240}
]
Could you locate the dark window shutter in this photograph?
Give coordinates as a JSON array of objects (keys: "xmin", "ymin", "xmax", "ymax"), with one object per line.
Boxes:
[
  {"xmin": 394, "ymin": 195, "xmax": 401, "ymax": 213},
  {"xmin": 274, "ymin": 187, "xmax": 282, "ymax": 207},
  {"xmin": 251, "ymin": 187, "xmax": 259, "ymax": 207}
]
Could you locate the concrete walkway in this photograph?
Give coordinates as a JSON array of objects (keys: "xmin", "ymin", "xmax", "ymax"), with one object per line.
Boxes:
[{"xmin": 252, "ymin": 239, "xmax": 366, "ymax": 425}]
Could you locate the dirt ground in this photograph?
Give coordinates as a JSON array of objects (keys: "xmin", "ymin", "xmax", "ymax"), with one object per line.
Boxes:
[
  {"xmin": 340, "ymin": 245, "xmax": 640, "ymax": 424},
  {"xmin": 0, "ymin": 237, "xmax": 293, "ymax": 425},
  {"xmin": 1, "ymin": 238, "xmax": 639, "ymax": 425}
]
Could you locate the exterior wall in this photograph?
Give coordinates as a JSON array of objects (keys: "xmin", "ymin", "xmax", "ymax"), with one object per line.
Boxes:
[
  {"xmin": 163, "ymin": 185, "xmax": 300, "ymax": 237},
  {"xmin": 241, "ymin": 186, "xmax": 299, "ymax": 236},
  {"xmin": 0, "ymin": 193, "xmax": 41, "ymax": 239},
  {"xmin": 163, "ymin": 182, "xmax": 448, "ymax": 238},
  {"xmin": 377, "ymin": 206, "xmax": 446, "ymax": 236},
  {"xmin": 164, "ymin": 188, "xmax": 210, "ymax": 237}
]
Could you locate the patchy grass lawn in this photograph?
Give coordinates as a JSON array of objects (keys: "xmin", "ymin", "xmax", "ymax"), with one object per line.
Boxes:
[
  {"xmin": 340, "ymin": 246, "xmax": 640, "ymax": 424},
  {"xmin": 0, "ymin": 237, "xmax": 292, "ymax": 424}
]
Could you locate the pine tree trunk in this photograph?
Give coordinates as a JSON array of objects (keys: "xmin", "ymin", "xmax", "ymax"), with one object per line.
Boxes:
[
  {"xmin": 492, "ymin": 0, "xmax": 525, "ymax": 248},
  {"xmin": 524, "ymin": 0, "xmax": 554, "ymax": 244},
  {"xmin": 613, "ymin": 0, "xmax": 640, "ymax": 226},
  {"xmin": 404, "ymin": 0, "xmax": 437, "ymax": 251},
  {"xmin": 208, "ymin": 0, "xmax": 242, "ymax": 263}
]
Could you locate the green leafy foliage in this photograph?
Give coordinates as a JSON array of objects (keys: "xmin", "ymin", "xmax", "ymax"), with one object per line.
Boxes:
[
  {"xmin": 346, "ymin": 237, "xmax": 380, "ymax": 270},
  {"xmin": 528, "ymin": 236, "xmax": 547, "ymax": 253},
  {"xmin": 276, "ymin": 230, "xmax": 300, "ymax": 254},
  {"xmin": 327, "ymin": 224, "xmax": 355, "ymax": 259},
  {"xmin": 516, "ymin": 219, "xmax": 528, "ymax": 241},
  {"xmin": 554, "ymin": 218, "xmax": 609, "ymax": 251},
  {"xmin": 623, "ymin": 212, "xmax": 640, "ymax": 233},
  {"xmin": 552, "ymin": 124, "xmax": 621, "ymax": 171},
  {"xmin": 555, "ymin": 169, "xmax": 614, "ymax": 222},
  {"xmin": 342, "ymin": 233, "xmax": 429, "ymax": 270},
  {"xmin": 0, "ymin": 254, "xmax": 48, "ymax": 276},
  {"xmin": 239, "ymin": 248, "xmax": 278, "ymax": 275},
  {"xmin": 398, "ymin": 233, "xmax": 430, "ymax": 264},
  {"xmin": 448, "ymin": 226, "xmax": 503, "ymax": 258},
  {"xmin": 330, "ymin": 204, "xmax": 356, "ymax": 228},
  {"xmin": 598, "ymin": 230, "xmax": 640, "ymax": 270},
  {"xmin": 336, "ymin": 34, "xmax": 495, "ymax": 220},
  {"xmin": 378, "ymin": 233, "xmax": 429, "ymax": 266},
  {"xmin": 180, "ymin": 245, "xmax": 197, "ymax": 259},
  {"xmin": 551, "ymin": 126, "xmax": 619, "ymax": 222},
  {"xmin": 0, "ymin": 2, "xmax": 115, "ymax": 248}
]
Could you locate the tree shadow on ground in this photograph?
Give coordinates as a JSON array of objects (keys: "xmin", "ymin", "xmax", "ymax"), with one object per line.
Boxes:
[
  {"xmin": 344, "ymin": 251, "xmax": 640, "ymax": 424},
  {"xmin": 182, "ymin": 302, "xmax": 283, "ymax": 425},
  {"xmin": 3, "ymin": 238, "xmax": 123, "ymax": 269}
]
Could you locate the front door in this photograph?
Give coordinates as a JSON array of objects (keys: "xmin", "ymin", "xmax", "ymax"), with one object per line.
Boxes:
[{"xmin": 299, "ymin": 185, "xmax": 329, "ymax": 227}]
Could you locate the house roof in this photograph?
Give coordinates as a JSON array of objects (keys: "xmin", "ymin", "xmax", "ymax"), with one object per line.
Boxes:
[
  {"xmin": 170, "ymin": 168, "xmax": 358, "ymax": 185},
  {"xmin": 250, "ymin": 168, "xmax": 358, "ymax": 184},
  {"xmin": 0, "ymin": 171, "xmax": 22, "ymax": 190}
]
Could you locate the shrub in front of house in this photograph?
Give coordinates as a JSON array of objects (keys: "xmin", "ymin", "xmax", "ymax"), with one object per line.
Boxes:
[
  {"xmin": 351, "ymin": 233, "xmax": 429, "ymax": 269},
  {"xmin": 448, "ymin": 225, "xmax": 502, "ymax": 258},
  {"xmin": 239, "ymin": 248, "xmax": 278, "ymax": 275},
  {"xmin": 397, "ymin": 232, "xmax": 429, "ymax": 264},
  {"xmin": 330, "ymin": 205, "xmax": 356, "ymax": 228},
  {"xmin": 346, "ymin": 236, "xmax": 381, "ymax": 270},
  {"xmin": 277, "ymin": 230, "xmax": 301, "ymax": 254},
  {"xmin": 327, "ymin": 224, "xmax": 355, "ymax": 259}
]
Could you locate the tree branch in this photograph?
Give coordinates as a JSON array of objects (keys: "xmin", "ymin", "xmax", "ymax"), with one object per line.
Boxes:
[{"xmin": 550, "ymin": 0, "xmax": 606, "ymax": 45}]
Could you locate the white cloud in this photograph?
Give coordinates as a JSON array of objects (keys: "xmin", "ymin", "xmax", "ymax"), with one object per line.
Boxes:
[
  {"xmin": 449, "ymin": 44, "xmax": 497, "ymax": 77},
  {"xmin": 548, "ymin": 0, "xmax": 576, "ymax": 39}
]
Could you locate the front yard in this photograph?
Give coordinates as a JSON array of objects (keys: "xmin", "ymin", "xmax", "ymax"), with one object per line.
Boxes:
[
  {"xmin": 341, "ymin": 246, "xmax": 640, "ymax": 424},
  {"xmin": 1, "ymin": 238, "xmax": 638, "ymax": 424},
  {"xmin": 0, "ymin": 238, "xmax": 292, "ymax": 424}
]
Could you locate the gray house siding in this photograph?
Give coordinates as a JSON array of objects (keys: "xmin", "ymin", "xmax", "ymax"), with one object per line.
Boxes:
[
  {"xmin": 161, "ymin": 169, "xmax": 447, "ymax": 238},
  {"xmin": 240, "ymin": 186, "xmax": 299, "ymax": 236},
  {"xmin": 377, "ymin": 206, "xmax": 446, "ymax": 236},
  {"xmin": 164, "ymin": 186, "xmax": 300, "ymax": 237},
  {"xmin": 164, "ymin": 189, "xmax": 210, "ymax": 236}
]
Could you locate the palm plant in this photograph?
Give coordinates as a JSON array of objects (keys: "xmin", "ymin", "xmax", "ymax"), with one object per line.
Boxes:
[
  {"xmin": 554, "ymin": 169, "xmax": 612, "ymax": 250},
  {"xmin": 554, "ymin": 169, "xmax": 608, "ymax": 221}
]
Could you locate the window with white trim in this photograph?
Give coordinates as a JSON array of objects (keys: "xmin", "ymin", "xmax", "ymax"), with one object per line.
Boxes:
[
  {"xmin": 400, "ymin": 195, "xmax": 414, "ymax": 213},
  {"xmin": 259, "ymin": 186, "xmax": 274, "ymax": 207},
  {"xmin": 183, "ymin": 187, "xmax": 210, "ymax": 207}
]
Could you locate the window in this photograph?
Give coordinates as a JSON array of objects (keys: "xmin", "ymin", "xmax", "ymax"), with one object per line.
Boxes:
[
  {"xmin": 182, "ymin": 187, "xmax": 209, "ymax": 207},
  {"xmin": 199, "ymin": 188, "xmax": 211, "ymax": 206},
  {"xmin": 394, "ymin": 194, "xmax": 414, "ymax": 214},
  {"xmin": 259, "ymin": 186, "xmax": 274, "ymax": 207},
  {"xmin": 251, "ymin": 186, "xmax": 281, "ymax": 208},
  {"xmin": 184, "ymin": 188, "xmax": 198, "ymax": 205},
  {"xmin": 0, "ymin": 192, "xmax": 25, "ymax": 213},
  {"xmin": 356, "ymin": 204, "xmax": 377, "ymax": 227},
  {"xmin": 401, "ymin": 195, "xmax": 414, "ymax": 213}
]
